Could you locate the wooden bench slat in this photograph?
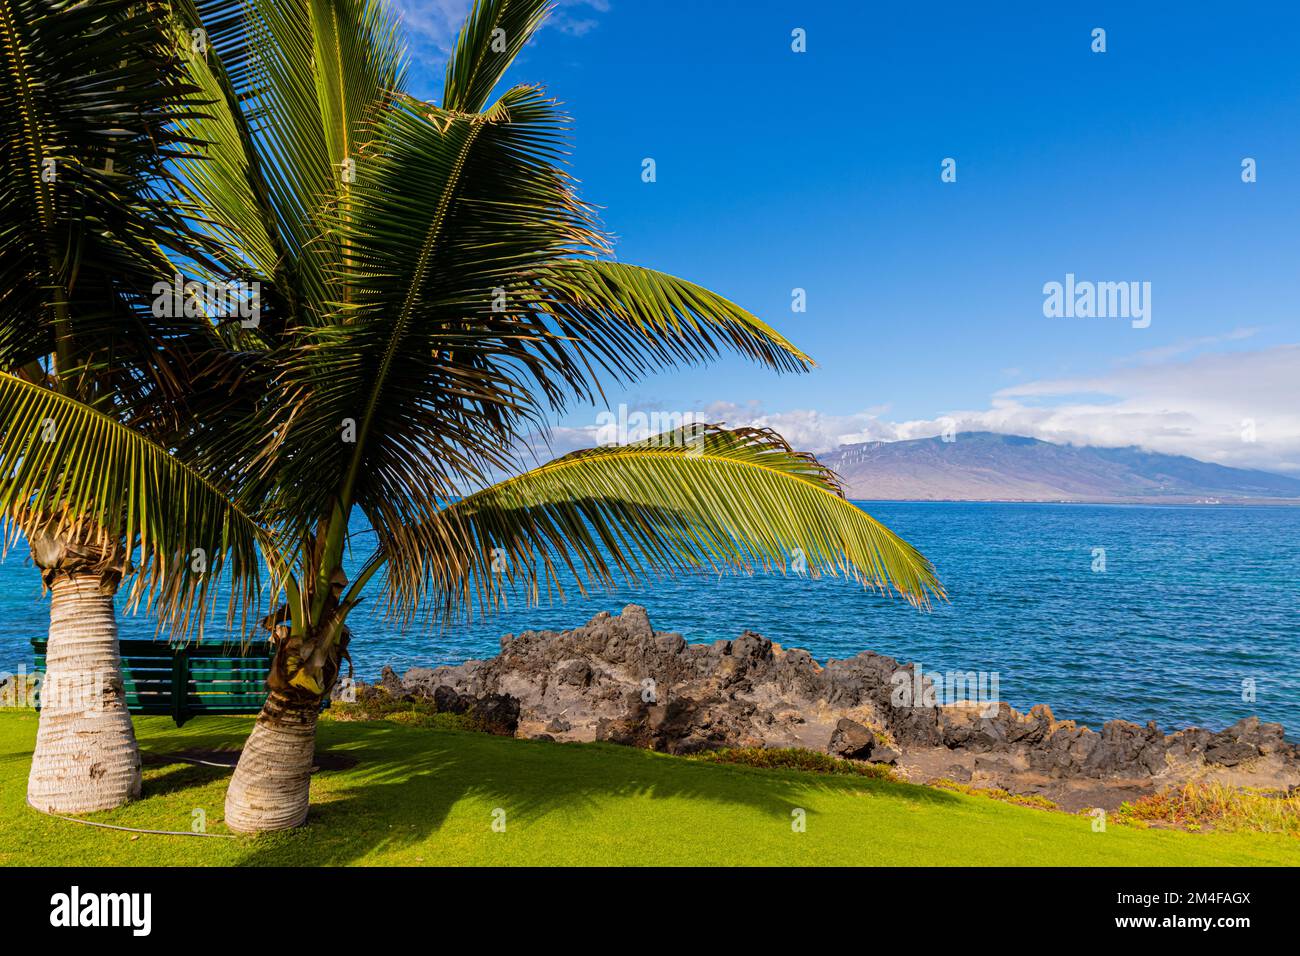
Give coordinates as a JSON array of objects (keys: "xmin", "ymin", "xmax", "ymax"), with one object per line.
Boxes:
[{"xmin": 29, "ymin": 638, "xmax": 328, "ymax": 726}]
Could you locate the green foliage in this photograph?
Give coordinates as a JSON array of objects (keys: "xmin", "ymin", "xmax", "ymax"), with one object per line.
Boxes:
[
  {"xmin": 932, "ymin": 778, "xmax": 1059, "ymax": 811},
  {"xmin": 0, "ymin": 373, "xmax": 267, "ymax": 637},
  {"xmin": 0, "ymin": 0, "xmax": 215, "ymax": 387},
  {"xmin": 168, "ymin": 0, "xmax": 948, "ymax": 647},
  {"xmin": 383, "ymin": 424, "xmax": 944, "ymax": 624},
  {"xmin": 0, "ymin": 0, "xmax": 269, "ymax": 635},
  {"xmin": 442, "ymin": 0, "xmax": 548, "ymax": 113},
  {"xmin": 694, "ymin": 747, "xmax": 897, "ymax": 780},
  {"xmin": 323, "ymin": 699, "xmax": 477, "ymax": 732}
]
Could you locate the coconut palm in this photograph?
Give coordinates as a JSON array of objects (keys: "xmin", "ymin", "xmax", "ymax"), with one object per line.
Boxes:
[
  {"xmin": 159, "ymin": 0, "xmax": 942, "ymax": 833},
  {"xmin": 0, "ymin": 0, "xmax": 265, "ymax": 812}
]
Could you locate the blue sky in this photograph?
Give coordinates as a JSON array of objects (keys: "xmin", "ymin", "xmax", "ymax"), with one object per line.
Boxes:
[{"xmin": 395, "ymin": 1, "xmax": 1300, "ymax": 473}]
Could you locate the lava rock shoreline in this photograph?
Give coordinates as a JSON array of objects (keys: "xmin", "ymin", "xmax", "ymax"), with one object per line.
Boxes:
[{"xmin": 360, "ymin": 605, "xmax": 1298, "ymax": 811}]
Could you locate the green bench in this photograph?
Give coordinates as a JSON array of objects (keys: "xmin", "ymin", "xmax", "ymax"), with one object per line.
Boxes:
[{"xmin": 31, "ymin": 638, "xmax": 280, "ymax": 727}]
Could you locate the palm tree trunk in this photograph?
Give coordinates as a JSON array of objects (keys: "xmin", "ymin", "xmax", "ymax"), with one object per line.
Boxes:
[
  {"xmin": 224, "ymin": 688, "xmax": 319, "ymax": 833},
  {"xmin": 26, "ymin": 574, "xmax": 141, "ymax": 813}
]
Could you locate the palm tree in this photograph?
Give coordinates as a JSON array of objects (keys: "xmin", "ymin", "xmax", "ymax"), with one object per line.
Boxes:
[
  {"xmin": 163, "ymin": 0, "xmax": 943, "ymax": 833},
  {"xmin": 0, "ymin": 0, "xmax": 261, "ymax": 813}
]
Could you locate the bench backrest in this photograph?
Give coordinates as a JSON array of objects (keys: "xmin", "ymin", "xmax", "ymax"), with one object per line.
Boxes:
[{"xmin": 31, "ymin": 638, "xmax": 276, "ymax": 727}]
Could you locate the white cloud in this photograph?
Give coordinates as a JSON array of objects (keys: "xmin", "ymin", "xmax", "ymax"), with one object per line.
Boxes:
[
  {"xmin": 521, "ymin": 344, "xmax": 1300, "ymax": 476},
  {"xmin": 391, "ymin": 0, "xmax": 607, "ymax": 61},
  {"xmin": 391, "ymin": 0, "xmax": 472, "ymax": 56},
  {"xmin": 692, "ymin": 401, "xmax": 900, "ymax": 452},
  {"xmin": 557, "ymin": 17, "xmax": 599, "ymax": 36}
]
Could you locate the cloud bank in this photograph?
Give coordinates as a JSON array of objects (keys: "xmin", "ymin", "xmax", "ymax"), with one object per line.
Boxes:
[{"xmin": 532, "ymin": 345, "xmax": 1300, "ymax": 475}]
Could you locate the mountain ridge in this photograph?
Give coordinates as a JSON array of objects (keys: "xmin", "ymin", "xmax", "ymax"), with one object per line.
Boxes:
[{"xmin": 819, "ymin": 432, "xmax": 1300, "ymax": 502}]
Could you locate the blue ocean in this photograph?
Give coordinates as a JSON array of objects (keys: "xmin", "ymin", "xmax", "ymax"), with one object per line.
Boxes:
[{"xmin": 2, "ymin": 502, "xmax": 1297, "ymax": 734}]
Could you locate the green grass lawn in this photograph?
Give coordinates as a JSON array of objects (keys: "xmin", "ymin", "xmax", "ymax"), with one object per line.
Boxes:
[{"xmin": 0, "ymin": 709, "xmax": 1295, "ymax": 866}]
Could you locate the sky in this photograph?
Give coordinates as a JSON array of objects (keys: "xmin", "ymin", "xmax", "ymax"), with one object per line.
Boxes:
[{"xmin": 392, "ymin": 0, "xmax": 1300, "ymax": 474}]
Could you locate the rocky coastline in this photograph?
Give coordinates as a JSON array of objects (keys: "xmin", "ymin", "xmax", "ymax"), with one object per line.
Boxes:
[{"xmin": 361, "ymin": 605, "xmax": 1298, "ymax": 811}]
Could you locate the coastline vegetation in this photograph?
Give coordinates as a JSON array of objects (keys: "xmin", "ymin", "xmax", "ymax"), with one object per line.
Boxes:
[
  {"xmin": 1116, "ymin": 781, "xmax": 1300, "ymax": 837},
  {"xmin": 692, "ymin": 746, "xmax": 897, "ymax": 780},
  {"xmin": 932, "ymin": 778, "xmax": 1060, "ymax": 811}
]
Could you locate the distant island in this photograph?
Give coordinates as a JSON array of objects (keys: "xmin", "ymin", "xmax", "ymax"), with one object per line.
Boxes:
[{"xmin": 819, "ymin": 432, "xmax": 1300, "ymax": 503}]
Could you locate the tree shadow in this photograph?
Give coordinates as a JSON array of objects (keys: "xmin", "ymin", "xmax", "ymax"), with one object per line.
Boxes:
[
  {"xmin": 137, "ymin": 760, "xmax": 230, "ymax": 798},
  {"xmin": 226, "ymin": 721, "xmax": 959, "ymax": 866}
]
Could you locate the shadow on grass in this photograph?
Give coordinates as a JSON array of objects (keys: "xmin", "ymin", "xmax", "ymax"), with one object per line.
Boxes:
[
  {"xmin": 228, "ymin": 720, "xmax": 960, "ymax": 866},
  {"xmin": 7, "ymin": 714, "xmax": 960, "ymax": 864},
  {"xmin": 138, "ymin": 762, "xmax": 230, "ymax": 799}
]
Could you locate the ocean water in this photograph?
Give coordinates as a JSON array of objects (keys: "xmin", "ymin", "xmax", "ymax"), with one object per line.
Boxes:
[{"xmin": 1, "ymin": 502, "xmax": 1297, "ymax": 734}]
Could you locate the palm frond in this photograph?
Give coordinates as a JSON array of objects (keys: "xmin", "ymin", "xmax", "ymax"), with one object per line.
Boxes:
[
  {"xmin": 0, "ymin": 372, "xmax": 270, "ymax": 639},
  {"xmin": 374, "ymin": 425, "xmax": 944, "ymax": 624},
  {"xmin": 258, "ymin": 85, "xmax": 610, "ymax": 534},
  {"xmin": 180, "ymin": 0, "xmax": 408, "ymax": 326},
  {"xmin": 523, "ymin": 260, "xmax": 813, "ymax": 377},
  {"xmin": 0, "ymin": 0, "xmax": 216, "ymax": 392},
  {"xmin": 441, "ymin": 0, "xmax": 549, "ymax": 114},
  {"xmin": 308, "ymin": 0, "xmax": 406, "ymax": 173},
  {"xmin": 169, "ymin": 0, "xmax": 283, "ymax": 292}
]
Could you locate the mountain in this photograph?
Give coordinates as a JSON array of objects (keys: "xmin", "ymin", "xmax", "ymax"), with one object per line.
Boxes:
[{"xmin": 819, "ymin": 432, "xmax": 1300, "ymax": 502}]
